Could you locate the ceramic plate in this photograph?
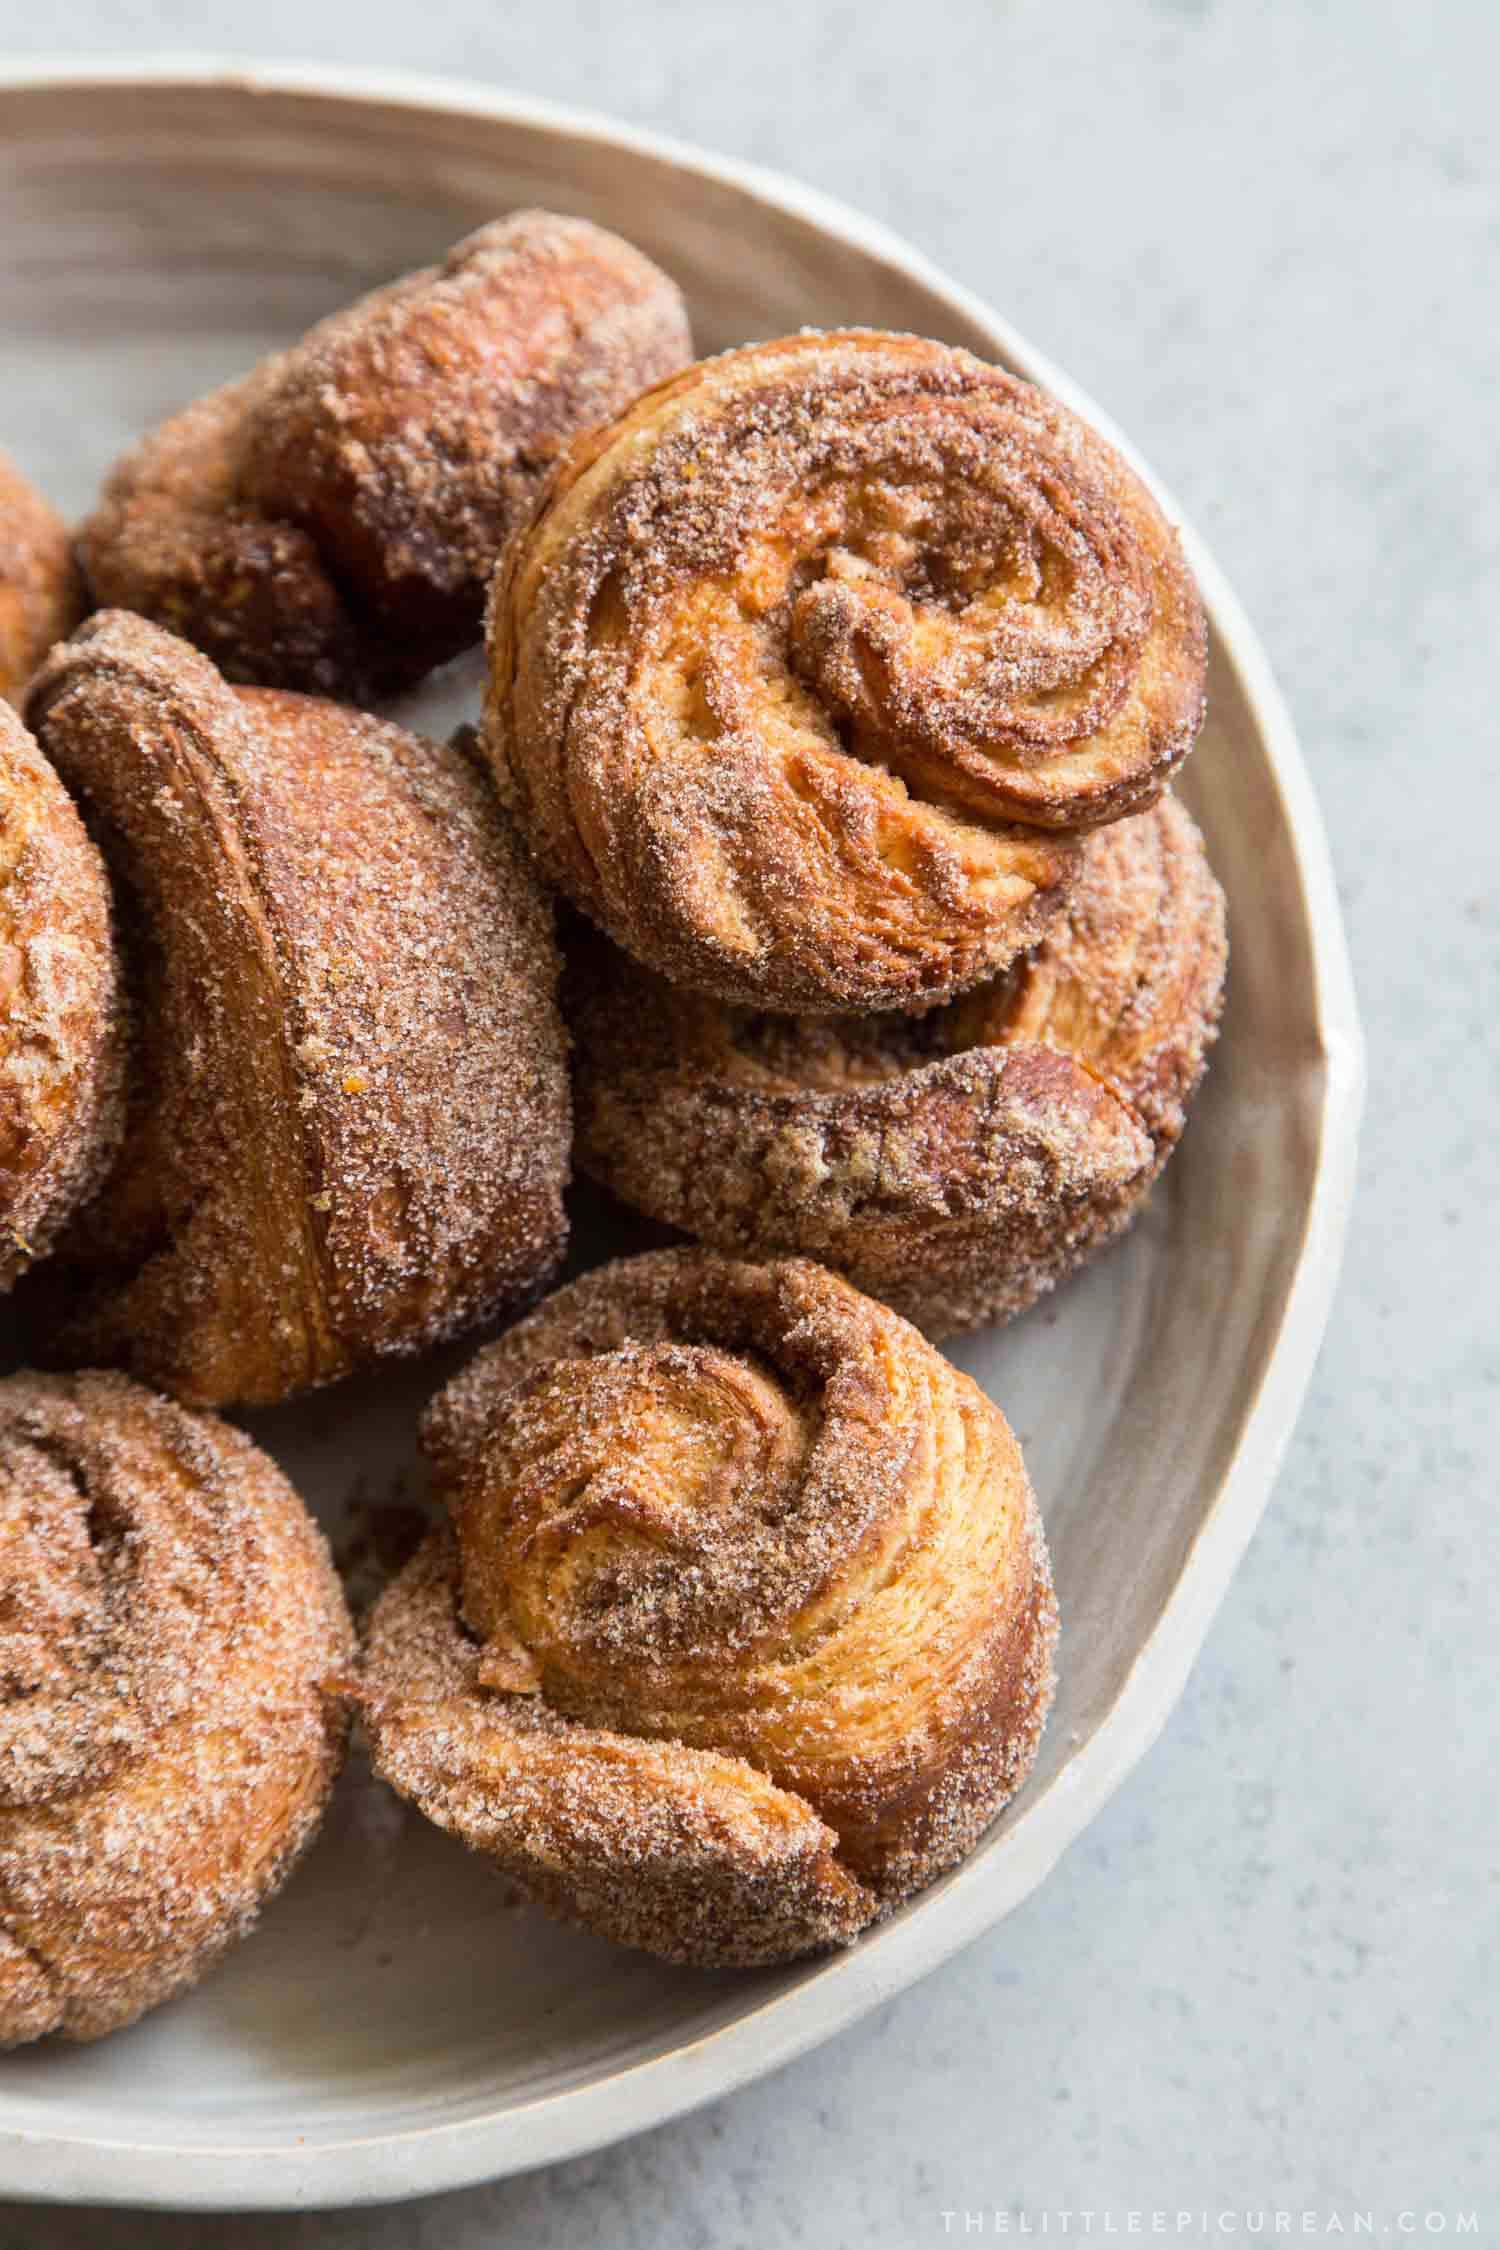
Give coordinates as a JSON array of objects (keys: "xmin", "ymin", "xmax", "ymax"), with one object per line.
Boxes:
[{"xmin": 0, "ymin": 62, "xmax": 1363, "ymax": 2210}]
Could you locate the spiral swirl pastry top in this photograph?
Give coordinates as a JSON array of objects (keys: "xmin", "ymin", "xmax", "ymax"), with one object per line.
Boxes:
[
  {"xmin": 79, "ymin": 212, "xmax": 693, "ymax": 698},
  {"xmin": 0, "ymin": 452, "xmax": 81, "ymax": 709},
  {"xmin": 0, "ymin": 702, "xmax": 124, "ymax": 1293},
  {"xmin": 488, "ymin": 329, "xmax": 1207, "ymax": 1013},
  {"xmin": 570, "ymin": 794, "xmax": 1227, "ymax": 1334},
  {"xmin": 25, "ymin": 611, "xmax": 570, "ymax": 1407},
  {"xmin": 0, "ymin": 1371, "xmax": 353, "ymax": 2044},
  {"xmin": 359, "ymin": 1250, "xmax": 1057, "ymax": 1966}
]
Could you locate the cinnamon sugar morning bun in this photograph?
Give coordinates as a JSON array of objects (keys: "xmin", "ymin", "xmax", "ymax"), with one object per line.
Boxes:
[
  {"xmin": 0, "ymin": 702, "xmax": 123, "ymax": 1292},
  {"xmin": 0, "ymin": 451, "xmax": 81, "ymax": 708},
  {"xmin": 487, "ymin": 329, "xmax": 1207, "ymax": 1013},
  {"xmin": 25, "ymin": 612, "xmax": 569, "ymax": 1407},
  {"xmin": 79, "ymin": 213, "xmax": 692, "ymax": 699},
  {"xmin": 359, "ymin": 1250, "xmax": 1057, "ymax": 1966},
  {"xmin": 570, "ymin": 795, "xmax": 1226, "ymax": 1335},
  {"xmin": 0, "ymin": 1371, "xmax": 352, "ymax": 2045}
]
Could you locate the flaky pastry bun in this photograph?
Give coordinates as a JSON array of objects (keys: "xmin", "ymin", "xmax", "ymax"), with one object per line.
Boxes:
[
  {"xmin": 0, "ymin": 702, "xmax": 123, "ymax": 1291},
  {"xmin": 570, "ymin": 794, "xmax": 1227, "ymax": 1334},
  {"xmin": 0, "ymin": 1371, "xmax": 352, "ymax": 2045},
  {"xmin": 359, "ymin": 1250, "xmax": 1057, "ymax": 1966},
  {"xmin": 487, "ymin": 329, "xmax": 1206, "ymax": 1013},
  {"xmin": 78, "ymin": 213, "xmax": 692, "ymax": 698},
  {"xmin": 0, "ymin": 451, "xmax": 81, "ymax": 708},
  {"xmin": 25, "ymin": 612, "xmax": 569, "ymax": 1407}
]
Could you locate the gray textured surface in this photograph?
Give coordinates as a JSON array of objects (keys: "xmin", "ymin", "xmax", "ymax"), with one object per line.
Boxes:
[{"xmin": 0, "ymin": 0, "xmax": 1494, "ymax": 2240}]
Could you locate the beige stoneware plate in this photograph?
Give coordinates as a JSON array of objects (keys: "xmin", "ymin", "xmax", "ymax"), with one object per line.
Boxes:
[{"xmin": 0, "ymin": 62, "xmax": 1363, "ymax": 2210}]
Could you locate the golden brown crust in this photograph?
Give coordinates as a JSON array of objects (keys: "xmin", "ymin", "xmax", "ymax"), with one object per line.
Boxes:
[
  {"xmin": 359, "ymin": 1250, "xmax": 1057, "ymax": 1966},
  {"xmin": 25, "ymin": 611, "xmax": 570, "ymax": 1406},
  {"xmin": 0, "ymin": 703, "xmax": 124, "ymax": 1291},
  {"xmin": 77, "ymin": 367, "xmax": 371, "ymax": 701},
  {"xmin": 78, "ymin": 213, "xmax": 693, "ymax": 698},
  {"xmin": 570, "ymin": 796, "xmax": 1227, "ymax": 1335},
  {"xmin": 0, "ymin": 452, "xmax": 82, "ymax": 708},
  {"xmin": 0, "ymin": 1370, "xmax": 353, "ymax": 2044},
  {"xmin": 487, "ymin": 328, "xmax": 1206, "ymax": 1013}
]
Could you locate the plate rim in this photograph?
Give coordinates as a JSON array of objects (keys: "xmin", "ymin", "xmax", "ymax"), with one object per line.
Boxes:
[{"xmin": 0, "ymin": 55, "xmax": 1365, "ymax": 2211}]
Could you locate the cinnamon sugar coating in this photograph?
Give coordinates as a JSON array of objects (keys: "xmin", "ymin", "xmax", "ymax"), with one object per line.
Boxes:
[
  {"xmin": 0, "ymin": 452, "xmax": 82, "ymax": 708},
  {"xmin": 487, "ymin": 329, "xmax": 1206, "ymax": 1013},
  {"xmin": 570, "ymin": 796, "xmax": 1227, "ymax": 1335},
  {"xmin": 359, "ymin": 1250, "xmax": 1057, "ymax": 1966},
  {"xmin": 78, "ymin": 213, "xmax": 692, "ymax": 698},
  {"xmin": 0, "ymin": 1371, "xmax": 353, "ymax": 2045},
  {"xmin": 0, "ymin": 703, "xmax": 124, "ymax": 1291},
  {"xmin": 25, "ymin": 612, "xmax": 570, "ymax": 1407}
]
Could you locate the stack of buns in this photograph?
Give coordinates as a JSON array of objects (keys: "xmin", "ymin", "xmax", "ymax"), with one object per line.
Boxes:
[{"xmin": 0, "ymin": 209, "xmax": 1224, "ymax": 2035}]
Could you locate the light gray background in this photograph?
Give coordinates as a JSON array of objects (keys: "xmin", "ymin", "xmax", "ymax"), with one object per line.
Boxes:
[{"xmin": 0, "ymin": 1, "xmax": 1494, "ymax": 2241}]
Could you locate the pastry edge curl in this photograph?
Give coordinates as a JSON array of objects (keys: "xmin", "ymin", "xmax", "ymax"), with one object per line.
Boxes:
[{"xmin": 362, "ymin": 1529, "xmax": 875, "ymax": 1968}]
